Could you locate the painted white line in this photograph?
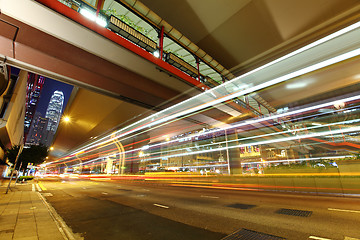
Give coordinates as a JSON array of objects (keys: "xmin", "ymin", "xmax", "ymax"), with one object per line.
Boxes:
[
  {"xmin": 153, "ymin": 203, "xmax": 169, "ymax": 209},
  {"xmin": 32, "ymin": 184, "xmax": 35, "ymax": 192},
  {"xmin": 37, "ymin": 192, "xmax": 77, "ymax": 240},
  {"xmin": 328, "ymin": 208, "xmax": 360, "ymax": 214},
  {"xmin": 36, "ymin": 184, "xmax": 42, "ymax": 192},
  {"xmin": 344, "ymin": 237, "xmax": 360, "ymax": 240},
  {"xmin": 101, "ymin": 192, "xmax": 108, "ymax": 195},
  {"xmin": 201, "ymin": 195, "xmax": 219, "ymax": 199},
  {"xmin": 142, "ymin": 189, "xmax": 150, "ymax": 191},
  {"xmin": 42, "ymin": 193, "xmax": 53, "ymax": 197},
  {"xmin": 309, "ymin": 236, "xmax": 331, "ymax": 240}
]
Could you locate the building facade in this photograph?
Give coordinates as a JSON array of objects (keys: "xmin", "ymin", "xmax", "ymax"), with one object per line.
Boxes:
[
  {"xmin": 43, "ymin": 91, "xmax": 64, "ymax": 146},
  {"xmin": 24, "ymin": 73, "xmax": 45, "ymax": 142},
  {"xmin": 26, "ymin": 112, "xmax": 49, "ymax": 146}
]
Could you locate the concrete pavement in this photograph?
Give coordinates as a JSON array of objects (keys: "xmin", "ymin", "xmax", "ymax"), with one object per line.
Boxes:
[{"xmin": 0, "ymin": 179, "xmax": 81, "ymax": 240}]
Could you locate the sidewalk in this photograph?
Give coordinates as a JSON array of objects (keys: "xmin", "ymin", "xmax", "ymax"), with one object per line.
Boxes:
[{"xmin": 0, "ymin": 180, "xmax": 78, "ymax": 240}]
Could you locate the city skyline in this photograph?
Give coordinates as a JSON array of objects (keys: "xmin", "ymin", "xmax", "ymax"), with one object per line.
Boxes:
[
  {"xmin": 36, "ymin": 78, "xmax": 73, "ymax": 117},
  {"xmin": 25, "ymin": 76, "xmax": 73, "ymax": 146}
]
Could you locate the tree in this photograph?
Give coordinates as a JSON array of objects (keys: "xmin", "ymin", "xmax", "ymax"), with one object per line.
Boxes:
[{"xmin": 5, "ymin": 144, "xmax": 48, "ymax": 170}]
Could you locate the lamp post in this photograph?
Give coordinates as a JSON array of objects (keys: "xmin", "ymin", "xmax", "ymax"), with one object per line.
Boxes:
[{"xmin": 6, "ymin": 145, "xmax": 23, "ymax": 194}]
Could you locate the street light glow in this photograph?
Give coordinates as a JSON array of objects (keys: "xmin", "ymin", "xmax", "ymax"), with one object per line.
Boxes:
[{"xmin": 63, "ymin": 116, "xmax": 70, "ymax": 122}]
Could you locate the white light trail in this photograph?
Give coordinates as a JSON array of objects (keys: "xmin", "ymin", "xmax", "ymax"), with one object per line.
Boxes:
[
  {"xmin": 50, "ymin": 105, "xmax": 360, "ymax": 167},
  {"xmin": 114, "ymin": 48, "xmax": 360, "ymax": 141},
  {"xmin": 142, "ymin": 126, "xmax": 360, "ymax": 161},
  {"xmin": 51, "ymin": 20, "xmax": 360, "ymax": 163},
  {"xmin": 68, "ymin": 91, "xmax": 360, "ymax": 162},
  {"xmin": 241, "ymin": 155, "xmax": 352, "ymax": 165}
]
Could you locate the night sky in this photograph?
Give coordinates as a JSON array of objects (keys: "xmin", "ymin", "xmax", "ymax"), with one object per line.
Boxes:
[{"xmin": 36, "ymin": 78, "xmax": 74, "ymax": 117}]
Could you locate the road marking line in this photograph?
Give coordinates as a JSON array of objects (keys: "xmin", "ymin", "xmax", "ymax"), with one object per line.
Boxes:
[
  {"xmin": 101, "ymin": 192, "xmax": 108, "ymax": 195},
  {"xmin": 42, "ymin": 193, "xmax": 53, "ymax": 197},
  {"xmin": 345, "ymin": 237, "xmax": 360, "ymax": 240},
  {"xmin": 309, "ymin": 236, "xmax": 331, "ymax": 240},
  {"xmin": 153, "ymin": 204, "xmax": 169, "ymax": 209},
  {"xmin": 36, "ymin": 184, "xmax": 42, "ymax": 192},
  {"xmin": 201, "ymin": 195, "xmax": 219, "ymax": 199},
  {"xmin": 328, "ymin": 208, "xmax": 360, "ymax": 214},
  {"xmin": 38, "ymin": 182, "xmax": 47, "ymax": 191},
  {"xmin": 32, "ymin": 184, "xmax": 35, "ymax": 192},
  {"xmin": 37, "ymin": 192, "xmax": 77, "ymax": 240}
]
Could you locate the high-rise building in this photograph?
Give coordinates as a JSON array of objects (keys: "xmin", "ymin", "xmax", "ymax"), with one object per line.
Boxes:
[
  {"xmin": 24, "ymin": 73, "xmax": 45, "ymax": 141},
  {"xmin": 44, "ymin": 90, "xmax": 64, "ymax": 146},
  {"xmin": 26, "ymin": 112, "xmax": 49, "ymax": 146}
]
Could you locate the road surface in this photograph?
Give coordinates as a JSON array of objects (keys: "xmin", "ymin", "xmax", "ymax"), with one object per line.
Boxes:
[{"xmin": 36, "ymin": 177, "xmax": 360, "ymax": 240}]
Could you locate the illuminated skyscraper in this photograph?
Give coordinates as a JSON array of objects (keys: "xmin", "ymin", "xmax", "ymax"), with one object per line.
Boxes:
[
  {"xmin": 26, "ymin": 112, "xmax": 49, "ymax": 146},
  {"xmin": 24, "ymin": 73, "xmax": 45, "ymax": 141},
  {"xmin": 44, "ymin": 90, "xmax": 64, "ymax": 146}
]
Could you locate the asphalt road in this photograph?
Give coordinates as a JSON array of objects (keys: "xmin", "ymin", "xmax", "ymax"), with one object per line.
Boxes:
[{"xmin": 37, "ymin": 178, "xmax": 360, "ymax": 240}]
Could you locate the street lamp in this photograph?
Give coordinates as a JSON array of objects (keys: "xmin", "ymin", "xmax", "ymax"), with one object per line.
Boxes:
[{"xmin": 63, "ymin": 116, "xmax": 71, "ymax": 122}]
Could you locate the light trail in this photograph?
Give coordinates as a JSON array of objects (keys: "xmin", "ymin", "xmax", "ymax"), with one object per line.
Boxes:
[
  {"xmin": 135, "ymin": 118, "xmax": 360, "ymax": 159},
  {"xmin": 241, "ymin": 155, "xmax": 352, "ymax": 165},
  {"xmin": 48, "ymin": 114, "xmax": 360, "ymax": 168},
  {"xmin": 57, "ymin": 20, "xmax": 360, "ymax": 160},
  {"xmin": 110, "ymin": 114, "xmax": 360, "ymax": 163},
  {"xmin": 141, "ymin": 126, "xmax": 360, "ymax": 161},
  {"xmin": 107, "ymin": 48, "xmax": 360, "ymax": 146}
]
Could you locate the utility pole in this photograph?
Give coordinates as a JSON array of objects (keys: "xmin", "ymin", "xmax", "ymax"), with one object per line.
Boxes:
[{"xmin": 6, "ymin": 145, "xmax": 23, "ymax": 194}]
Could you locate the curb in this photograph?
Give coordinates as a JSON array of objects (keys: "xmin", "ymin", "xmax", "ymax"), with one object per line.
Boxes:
[{"xmin": 37, "ymin": 192, "xmax": 83, "ymax": 240}]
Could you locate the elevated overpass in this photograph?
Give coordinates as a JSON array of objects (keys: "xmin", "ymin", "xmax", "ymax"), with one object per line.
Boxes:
[{"xmin": 1, "ymin": 0, "xmax": 360, "ymax": 169}]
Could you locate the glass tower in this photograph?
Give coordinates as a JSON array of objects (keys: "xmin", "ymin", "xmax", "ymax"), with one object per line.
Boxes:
[{"xmin": 44, "ymin": 90, "xmax": 64, "ymax": 145}]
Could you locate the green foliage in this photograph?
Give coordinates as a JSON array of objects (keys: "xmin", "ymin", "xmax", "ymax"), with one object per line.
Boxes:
[
  {"xmin": 18, "ymin": 176, "xmax": 34, "ymax": 181},
  {"xmin": 4, "ymin": 145, "xmax": 21, "ymax": 164},
  {"xmin": 5, "ymin": 144, "xmax": 48, "ymax": 170},
  {"xmin": 102, "ymin": 8, "xmax": 154, "ymax": 40}
]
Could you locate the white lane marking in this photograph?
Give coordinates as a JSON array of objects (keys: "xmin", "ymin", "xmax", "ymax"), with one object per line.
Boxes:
[
  {"xmin": 142, "ymin": 189, "xmax": 150, "ymax": 191},
  {"xmin": 153, "ymin": 204, "xmax": 169, "ymax": 209},
  {"xmin": 309, "ymin": 236, "xmax": 331, "ymax": 240},
  {"xmin": 345, "ymin": 237, "xmax": 360, "ymax": 240},
  {"xmin": 136, "ymin": 194, "xmax": 146, "ymax": 197},
  {"xmin": 32, "ymin": 184, "xmax": 35, "ymax": 192},
  {"xmin": 101, "ymin": 192, "xmax": 108, "ymax": 195},
  {"xmin": 201, "ymin": 195, "xmax": 219, "ymax": 199},
  {"xmin": 36, "ymin": 184, "xmax": 42, "ymax": 192},
  {"xmin": 328, "ymin": 208, "xmax": 360, "ymax": 214}
]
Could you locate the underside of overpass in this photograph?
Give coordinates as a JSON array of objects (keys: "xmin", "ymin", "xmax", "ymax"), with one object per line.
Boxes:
[{"xmin": 1, "ymin": 0, "xmax": 360, "ymax": 161}]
